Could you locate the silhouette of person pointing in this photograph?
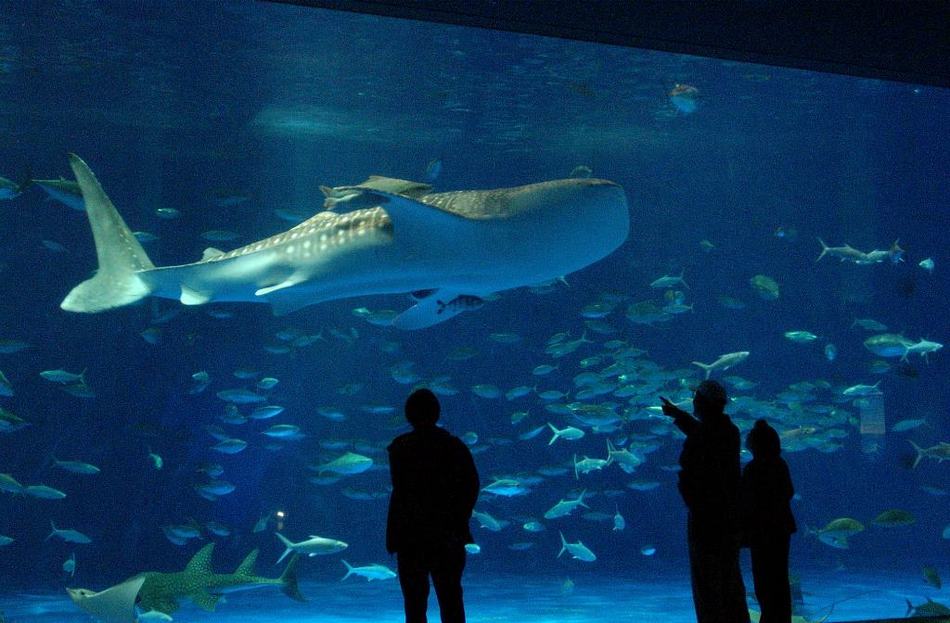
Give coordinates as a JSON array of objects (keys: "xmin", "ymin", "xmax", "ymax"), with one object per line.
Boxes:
[
  {"xmin": 387, "ymin": 389, "xmax": 480, "ymax": 623},
  {"xmin": 661, "ymin": 380, "xmax": 749, "ymax": 623}
]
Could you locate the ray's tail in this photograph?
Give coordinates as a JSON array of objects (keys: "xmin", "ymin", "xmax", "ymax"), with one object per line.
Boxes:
[{"xmin": 60, "ymin": 154, "xmax": 155, "ymax": 313}]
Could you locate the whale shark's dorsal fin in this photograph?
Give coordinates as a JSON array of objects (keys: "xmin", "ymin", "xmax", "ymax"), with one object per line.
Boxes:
[
  {"xmin": 201, "ymin": 247, "xmax": 225, "ymax": 261},
  {"xmin": 67, "ymin": 575, "xmax": 146, "ymax": 623}
]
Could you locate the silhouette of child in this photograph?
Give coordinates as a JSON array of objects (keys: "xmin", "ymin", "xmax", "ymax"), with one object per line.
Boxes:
[{"xmin": 741, "ymin": 419, "xmax": 797, "ymax": 623}]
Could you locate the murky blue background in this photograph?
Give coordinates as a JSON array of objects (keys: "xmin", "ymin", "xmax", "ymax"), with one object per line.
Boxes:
[{"xmin": 0, "ymin": 1, "xmax": 947, "ymax": 620}]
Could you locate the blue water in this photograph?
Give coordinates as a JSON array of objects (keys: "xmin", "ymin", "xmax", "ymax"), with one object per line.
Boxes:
[{"xmin": 1, "ymin": 1, "xmax": 948, "ymax": 622}]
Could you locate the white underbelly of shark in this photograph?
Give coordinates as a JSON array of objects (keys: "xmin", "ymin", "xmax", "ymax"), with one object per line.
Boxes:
[{"xmin": 60, "ymin": 154, "xmax": 630, "ymax": 328}]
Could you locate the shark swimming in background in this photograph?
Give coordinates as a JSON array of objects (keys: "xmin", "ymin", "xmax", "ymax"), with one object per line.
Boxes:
[
  {"xmin": 60, "ymin": 154, "xmax": 630, "ymax": 329},
  {"xmin": 33, "ymin": 177, "xmax": 86, "ymax": 210},
  {"xmin": 67, "ymin": 543, "xmax": 303, "ymax": 623}
]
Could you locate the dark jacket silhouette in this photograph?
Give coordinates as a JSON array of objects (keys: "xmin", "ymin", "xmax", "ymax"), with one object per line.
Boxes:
[
  {"xmin": 387, "ymin": 389, "xmax": 479, "ymax": 623},
  {"xmin": 741, "ymin": 419, "xmax": 796, "ymax": 623},
  {"xmin": 662, "ymin": 381, "xmax": 749, "ymax": 623}
]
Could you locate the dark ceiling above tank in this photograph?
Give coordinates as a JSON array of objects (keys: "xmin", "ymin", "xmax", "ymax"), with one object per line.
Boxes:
[{"xmin": 267, "ymin": 0, "xmax": 950, "ymax": 88}]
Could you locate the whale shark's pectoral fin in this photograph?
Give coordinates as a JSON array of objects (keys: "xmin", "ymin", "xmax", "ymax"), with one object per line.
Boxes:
[
  {"xmin": 67, "ymin": 575, "xmax": 146, "ymax": 623},
  {"xmin": 392, "ymin": 290, "xmax": 486, "ymax": 330}
]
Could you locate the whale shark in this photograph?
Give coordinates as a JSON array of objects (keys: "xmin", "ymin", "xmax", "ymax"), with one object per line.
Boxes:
[
  {"xmin": 67, "ymin": 543, "xmax": 303, "ymax": 622},
  {"xmin": 60, "ymin": 154, "xmax": 629, "ymax": 329}
]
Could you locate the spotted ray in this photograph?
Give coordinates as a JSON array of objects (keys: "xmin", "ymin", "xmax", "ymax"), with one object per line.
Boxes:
[
  {"xmin": 60, "ymin": 154, "xmax": 629, "ymax": 328},
  {"xmin": 66, "ymin": 576, "xmax": 145, "ymax": 623}
]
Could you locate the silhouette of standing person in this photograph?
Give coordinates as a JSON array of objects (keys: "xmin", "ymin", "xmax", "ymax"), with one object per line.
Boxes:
[
  {"xmin": 741, "ymin": 419, "xmax": 796, "ymax": 623},
  {"xmin": 387, "ymin": 388, "xmax": 480, "ymax": 623},
  {"xmin": 661, "ymin": 380, "xmax": 749, "ymax": 623}
]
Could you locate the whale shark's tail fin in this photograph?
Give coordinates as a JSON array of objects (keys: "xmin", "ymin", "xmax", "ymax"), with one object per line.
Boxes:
[{"xmin": 61, "ymin": 154, "xmax": 154, "ymax": 313}]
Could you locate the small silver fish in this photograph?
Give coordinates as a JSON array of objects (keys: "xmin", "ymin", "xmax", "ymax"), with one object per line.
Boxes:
[
  {"xmin": 424, "ymin": 158, "xmax": 443, "ymax": 182},
  {"xmin": 63, "ymin": 552, "xmax": 76, "ymax": 577},
  {"xmin": 824, "ymin": 343, "xmax": 838, "ymax": 361},
  {"xmin": 0, "ymin": 370, "xmax": 12, "ymax": 396},
  {"xmin": 40, "ymin": 369, "xmax": 86, "ymax": 384}
]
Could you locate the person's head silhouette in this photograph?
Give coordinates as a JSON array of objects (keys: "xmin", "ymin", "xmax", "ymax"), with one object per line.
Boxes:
[
  {"xmin": 405, "ymin": 388, "xmax": 440, "ymax": 428},
  {"xmin": 746, "ymin": 419, "xmax": 781, "ymax": 459},
  {"xmin": 693, "ymin": 379, "xmax": 727, "ymax": 420}
]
